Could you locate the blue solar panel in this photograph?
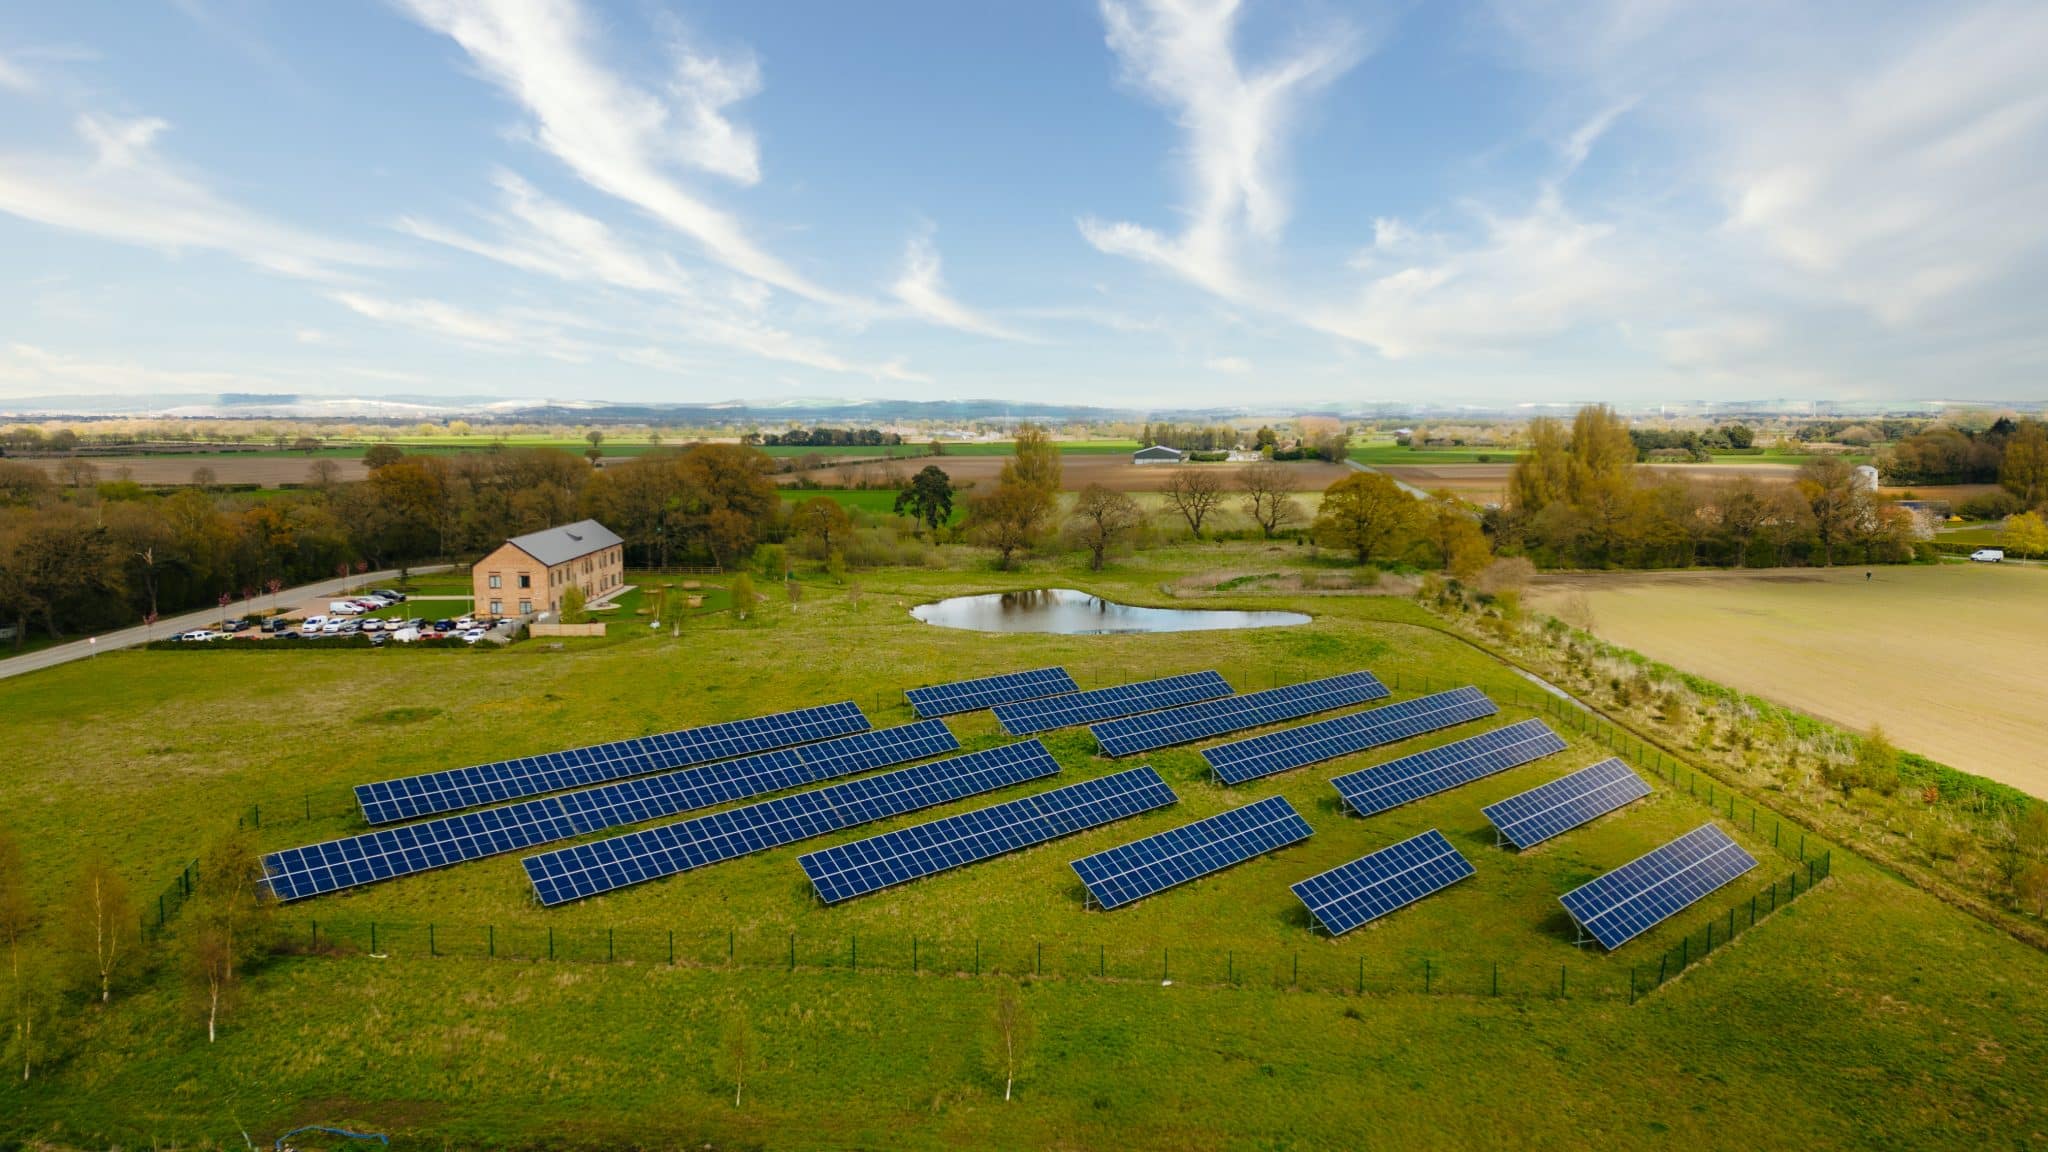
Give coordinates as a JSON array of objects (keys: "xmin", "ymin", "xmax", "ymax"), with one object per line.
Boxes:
[
  {"xmin": 1483, "ymin": 758, "xmax": 1652, "ymax": 850},
  {"xmin": 1070, "ymin": 795, "xmax": 1313, "ymax": 910},
  {"xmin": 522, "ymin": 740, "xmax": 1061, "ymax": 905},
  {"xmin": 905, "ymin": 667, "xmax": 1079, "ymax": 718},
  {"xmin": 1290, "ymin": 829, "xmax": 1475, "ymax": 935},
  {"xmin": 1560, "ymin": 824, "xmax": 1759, "ymax": 950},
  {"xmin": 1090, "ymin": 671, "xmax": 1389, "ymax": 757},
  {"xmin": 261, "ymin": 721, "xmax": 959, "ymax": 902},
  {"xmin": 991, "ymin": 671, "xmax": 1232, "ymax": 735},
  {"xmin": 1202, "ymin": 686, "xmax": 1499, "ymax": 784},
  {"xmin": 1331, "ymin": 719, "xmax": 1567, "ymax": 818},
  {"xmin": 798, "ymin": 767, "xmax": 1177, "ymax": 903},
  {"xmin": 354, "ymin": 701, "xmax": 871, "ymax": 824}
]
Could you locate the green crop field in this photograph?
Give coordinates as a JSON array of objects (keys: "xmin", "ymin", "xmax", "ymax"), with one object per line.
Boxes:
[
  {"xmin": 1348, "ymin": 441, "xmax": 1525, "ymax": 465},
  {"xmin": 3, "ymin": 545, "xmax": 2044, "ymax": 1148}
]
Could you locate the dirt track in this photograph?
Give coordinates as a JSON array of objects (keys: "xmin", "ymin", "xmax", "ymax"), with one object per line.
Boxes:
[
  {"xmin": 803, "ymin": 455, "xmax": 1350, "ymax": 493},
  {"xmin": 1527, "ymin": 564, "xmax": 2048, "ymax": 798},
  {"xmin": 34, "ymin": 456, "xmax": 369, "ymax": 486}
]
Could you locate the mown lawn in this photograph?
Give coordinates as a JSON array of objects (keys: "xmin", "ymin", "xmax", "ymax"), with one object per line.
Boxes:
[{"xmin": 3, "ymin": 544, "xmax": 2045, "ymax": 1148}]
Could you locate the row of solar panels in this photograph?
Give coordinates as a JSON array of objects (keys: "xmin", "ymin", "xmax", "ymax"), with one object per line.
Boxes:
[
  {"xmin": 282, "ymin": 665, "xmax": 1398, "ymax": 900},
  {"xmin": 288, "ymin": 663, "xmax": 1759, "ymax": 949}
]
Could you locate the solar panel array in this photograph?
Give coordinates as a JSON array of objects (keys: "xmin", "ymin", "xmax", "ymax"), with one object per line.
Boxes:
[
  {"xmin": 992, "ymin": 670, "xmax": 1232, "ymax": 735},
  {"xmin": 1290, "ymin": 829, "xmax": 1475, "ymax": 935},
  {"xmin": 1202, "ymin": 686, "xmax": 1499, "ymax": 785},
  {"xmin": 798, "ymin": 767, "xmax": 1177, "ymax": 904},
  {"xmin": 1070, "ymin": 795, "xmax": 1313, "ymax": 910},
  {"xmin": 355, "ymin": 701, "xmax": 871, "ymax": 824},
  {"xmin": 523, "ymin": 739, "xmax": 1061, "ymax": 905},
  {"xmin": 261, "ymin": 721, "xmax": 959, "ymax": 902},
  {"xmin": 1331, "ymin": 718, "xmax": 1567, "ymax": 818},
  {"xmin": 905, "ymin": 667, "xmax": 1079, "ymax": 718},
  {"xmin": 1089, "ymin": 670, "xmax": 1390, "ymax": 757},
  {"xmin": 1559, "ymin": 824, "xmax": 1759, "ymax": 950},
  {"xmin": 1483, "ymin": 757, "xmax": 1651, "ymax": 850}
]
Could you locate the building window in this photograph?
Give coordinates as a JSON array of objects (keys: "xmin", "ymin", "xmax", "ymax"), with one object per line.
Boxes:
[
  {"xmin": 518, "ymin": 573, "xmax": 531, "ymax": 589},
  {"xmin": 488, "ymin": 574, "xmax": 502, "ymax": 589},
  {"xmin": 489, "ymin": 599, "xmax": 502, "ymax": 615},
  {"xmin": 519, "ymin": 599, "xmax": 532, "ymax": 614}
]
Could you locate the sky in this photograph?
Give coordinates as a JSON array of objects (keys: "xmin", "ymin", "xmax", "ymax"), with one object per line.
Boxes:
[{"xmin": 0, "ymin": 0, "xmax": 2045, "ymax": 410}]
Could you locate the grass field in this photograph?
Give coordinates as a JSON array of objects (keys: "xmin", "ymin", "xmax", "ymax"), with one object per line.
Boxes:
[
  {"xmin": 1348, "ymin": 442, "xmax": 1525, "ymax": 465},
  {"xmin": 3, "ymin": 545, "xmax": 2045, "ymax": 1147},
  {"xmin": 1527, "ymin": 564, "xmax": 2048, "ymax": 799},
  {"xmin": 815, "ymin": 454, "xmax": 1350, "ymax": 494}
]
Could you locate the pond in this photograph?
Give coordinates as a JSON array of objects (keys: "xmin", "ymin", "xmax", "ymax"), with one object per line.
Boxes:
[{"xmin": 910, "ymin": 588, "xmax": 1310, "ymax": 634}]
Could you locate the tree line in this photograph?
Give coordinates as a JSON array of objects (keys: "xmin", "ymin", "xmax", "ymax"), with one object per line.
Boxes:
[{"xmin": 0, "ymin": 444, "xmax": 787, "ymax": 647}]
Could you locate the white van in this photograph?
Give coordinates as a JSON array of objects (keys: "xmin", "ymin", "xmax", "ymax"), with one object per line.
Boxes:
[
  {"xmin": 329, "ymin": 600, "xmax": 366, "ymax": 615},
  {"xmin": 1970, "ymin": 548, "xmax": 2004, "ymax": 563},
  {"xmin": 390, "ymin": 626, "xmax": 421, "ymax": 643}
]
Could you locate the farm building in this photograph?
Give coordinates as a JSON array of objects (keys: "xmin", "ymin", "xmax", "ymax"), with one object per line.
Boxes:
[
  {"xmin": 1132, "ymin": 444, "xmax": 1185, "ymax": 465},
  {"xmin": 473, "ymin": 518, "xmax": 625, "ymax": 618}
]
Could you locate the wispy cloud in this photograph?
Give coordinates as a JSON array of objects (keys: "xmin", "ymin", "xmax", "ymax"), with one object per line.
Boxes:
[
  {"xmin": 394, "ymin": 0, "xmax": 840, "ymax": 304},
  {"xmin": 0, "ymin": 51, "xmax": 32, "ymax": 92},
  {"xmin": 1079, "ymin": 0, "xmax": 1363, "ymax": 297},
  {"xmin": 889, "ymin": 230, "xmax": 1026, "ymax": 341},
  {"xmin": 0, "ymin": 342, "xmax": 278, "ymax": 394},
  {"xmin": 398, "ymin": 169, "xmax": 693, "ymax": 296},
  {"xmin": 1205, "ymin": 355, "xmax": 1252, "ymax": 374},
  {"xmin": 331, "ymin": 291, "xmax": 590, "ymax": 360},
  {"xmin": 0, "ymin": 112, "xmax": 388, "ymax": 280}
]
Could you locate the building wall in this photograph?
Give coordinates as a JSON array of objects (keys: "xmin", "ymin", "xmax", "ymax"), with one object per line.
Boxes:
[{"xmin": 474, "ymin": 541, "xmax": 626, "ymax": 618}]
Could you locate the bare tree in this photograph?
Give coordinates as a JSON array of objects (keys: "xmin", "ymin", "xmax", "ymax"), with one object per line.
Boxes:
[
  {"xmin": 1068, "ymin": 484, "xmax": 1143, "ymax": 570},
  {"xmin": 306, "ymin": 458, "xmax": 341, "ymax": 489},
  {"xmin": 0, "ymin": 830, "xmax": 37, "ymax": 1080},
  {"xmin": 1162, "ymin": 467, "xmax": 1227, "ymax": 538},
  {"xmin": 187, "ymin": 831, "xmax": 272, "ymax": 1043},
  {"xmin": 69, "ymin": 856, "xmax": 132, "ymax": 1004},
  {"xmin": 990, "ymin": 986, "xmax": 1030, "ymax": 1101},
  {"xmin": 721, "ymin": 1009, "xmax": 753, "ymax": 1107},
  {"xmin": 1238, "ymin": 463, "xmax": 1303, "ymax": 539}
]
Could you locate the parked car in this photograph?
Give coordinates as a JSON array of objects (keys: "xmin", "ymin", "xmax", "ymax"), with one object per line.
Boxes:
[
  {"xmin": 454, "ymin": 616, "xmax": 476, "ymax": 630},
  {"xmin": 329, "ymin": 600, "xmax": 365, "ymax": 615},
  {"xmin": 321, "ymin": 620, "xmax": 347, "ymax": 634},
  {"xmin": 178, "ymin": 629, "xmax": 224, "ymax": 642},
  {"xmin": 302, "ymin": 614, "xmax": 328, "ymax": 628},
  {"xmin": 368, "ymin": 632, "xmax": 388, "ymax": 647},
  {"xmin": 1971, "ymin": 548, "xmax": 2005, "ymax": 563},
  {"xmin": 265, "ymin": 617, "xmax": 295, "ymax": 633},
  {"xmin": 390, "ymin": 626, "xmax": 421, "ymax": 643},
  {"xmin": 373, "ymin": 589, "xmax": 407, "ymax": 603},
  {"xmin": 404, "ymin": 617, "xmax": 426, "ymax": 630},
  {"xmin": 221, "ymin": 618, "xmax": 251, "ymax": 633},
  {"xmin": 434, "ymin": 618, "xmax": 456, "ymax": 632},
  {"xmin": 460, "ymin": 628, "xmax": 487, "ymax": 644}
]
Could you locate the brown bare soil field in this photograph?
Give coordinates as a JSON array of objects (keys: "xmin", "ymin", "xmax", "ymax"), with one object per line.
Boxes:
[
  {"xmin": 1527, "ymin": 564, "xmax": 2048, "ymax": 798},
  {"xmin": 35, "ymin": 456, "xmax": 368, "ymax": 486},
  {"xmin": 803, "ymin": 455, "xmax": 1350, "ymax": 493}
]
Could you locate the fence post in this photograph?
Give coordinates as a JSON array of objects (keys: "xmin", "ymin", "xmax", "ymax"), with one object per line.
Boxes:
[
  {"xmin": 312, "ymin": 920, "xmax": 319, "ymax": 951},
  {"xmin": 975, "ymin": 939, "xmax": 981, "ymax": 976},
  {"xmin": 1658, "ymin": 954, "xmax": 1667, "ymax": 985},
  {"xmin": 607, "ymin": 928, "xmax": 614, "ymax": 963},
  {"xmin": 371, "ymin": 922, "xmax": 378, "ymax": 954},
  {"xmin": 1424, "ymin": 959, "xmax": 1431, "ymax": 994},
  {"xmin": 489, "ymin": 925, "xmax": 495, "ymax": 959},
  {"xmin": 1163, "ymin": 947, "xmax": 1170, "ymax": 981},
  {"xmin": 790, "ymin": 932, "xmax": 796, "ymax": 971},
  {"xmin": 1680, "ymin": 937, "xmax": 1688, "ymax": 967},
  {"xmin": 1560, "ymin": 965, "xmax": 1567, "ymax": 998},
  {"xmin": 1099, "ymin": 944, "xmax": 1105, "ymax": 978},
  {"xmin": 1292, "ymin": 951, "xmax": 1298, "ymax": 987},
  {"xmin": 852, "ymin": 935, "xmax": 857, "ymax": 973},
  {"xmin": 159, "ymin": 894, "xmax": 165, "ymax": 927},
  {"xmin": 253, "ymin": 803, "xmax": 260, "ymax": 829},
  {"xmin": 1358, "ymin": 957, "xmax": 1364, "ymax": 994},
  {"xmin": 1036, "ymin": 942, "xmax": 1042, "ymax": 977},
  {"xmin": 728, "ymin": 927, "xmax": 734, "ymax": 964},
  {"xmin": 548, "ymin": 927, "xmax": 554, "ymax": 961},
  {"xmin": 430, "ymin": 923, "xmax": 436, "ymax": 957},
  {"xmin": 913, "ymin": 935, "xmax": 919, "ymax": 974}
]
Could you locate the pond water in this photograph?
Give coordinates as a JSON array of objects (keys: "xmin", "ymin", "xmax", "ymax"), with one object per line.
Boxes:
[{"xmin": 910, "ymin": 588, "xmax": 1310, "ymax": 634}]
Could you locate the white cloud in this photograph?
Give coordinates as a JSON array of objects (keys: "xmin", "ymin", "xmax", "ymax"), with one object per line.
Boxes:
[
  {"xmin": 889, "ymin": 231, "xmax": 1025, "ymax": 341},
  {"xmin": 398, "ymin": 170, "xmax": 692, "ymax": 296},
  {"xmin": 1205, "ymin": 355, "xmax": 1252, "ymax": 374},
  {"xmin": 394, "ymin": 0, "xmax": 839, "ymax": 304},
  {"xmin": 0, "ymin": 52, "xmax": 33, "ymax": 92},
  {"xmin": 0, "ymin": 343, "xmax": 277, "ymax": 395},
  {"xmin": 1314, "ymin": 195, "xmax": 1648, "ymax": 358},
  {"xmin": 1080, "ymin": 0, "xmax": 1363, "ymax": 297},
  {"xmin": 331, "ymin": 291, "xmax": 589, "ymax": 360},
  {"xmin": 295, "ymin": 327, "xmax": 334, "ymax": 345},
  {"xmin": 0, "ymin": 113, "xmax": 387, "ymax": 280}
]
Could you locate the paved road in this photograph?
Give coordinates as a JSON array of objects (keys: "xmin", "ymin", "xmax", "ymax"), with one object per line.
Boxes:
[
  {"xmin": 1343, "ymin": 457, "xmax": 1434, "ymax": 499},
  {"xmin": 0, "ymin": 564, "xmax": 455, "ymax": 682}
]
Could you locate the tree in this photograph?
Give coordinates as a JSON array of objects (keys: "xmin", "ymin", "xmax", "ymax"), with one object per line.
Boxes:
[
  {"xmin": 657, "ymin": 585, "xmax": 691, "ymax": 638},
  {"xmin": 559, "ymin": 584, "xmax": 587, "ymax": 623},
  {"xmin": 585, "ymin": 429, "xmax": 604, "ymax": 451},
  {"xmin": 1254, "ymin": 425, "xmax": 1277, "ymax": 451},
  {"xmin": 1162, "ymin": 467, "xmax": 1227, "ymax": 538},
  {"xmin": 1507, "ymin": 416, "xmax": 1572, "ymax": 518},
  {"xmin": 1312, "ymin": 472, "xmax": 1417, "ymax": 565},
  {"xmin": 1715, "ymin": 478, "xmax": 1769, "ymax": 568},
  {"xmin": 1723, "ymin": 423, "xmax": 1755, "ymax": 449},
  {"xmin": 2001, "ymin": 422, "xmax": 2048, "ymax": 509},
  {"xmin": 2002, "ymin": 511, "xmax": 2048, "ymax": 559},
  {"xmin": 1799, "ymin": 458, "xmax": 1865, "ymax": 566},
  {"xmin": 362, "ymin": 444, "xmax": 405, "ymax": 470},
  {"xmin": 989, "ymin": 986, "xmax": 1030, "ymax": 1102},
  {"xmin": 720, "ymin": 1008, "xmax": 753, "ymax": 1107},
  {"xmin": 1238, "ymin": 463, "xmax": 1302, "ymax": 538},
  {"xmin": 1002, "ymin": 425, "xmax": 1062, "ymax": 499},
  {"xmin": 791, "ymin": 496, "xmax": 852, "ymax": 557},
  {"xmin": 306, "ymin": 458, "xmax": 341, "ymax": 489},
  {"xmin": 729, "ymin": 573, "xmax": 757, "ymax": 620},
  {"xmin": 53, "ymin": 458, "xmax": 100, "ymax": 490},
  {"xmin": 67, "ymin": 856, "xmax": 132, "ymax": 1004},
  {"xmin": 893, "ymin": 465, "xmax": 955, "ymax": 536},
  {"xmin": 292, "ymin": 436, "xmax": 321, "ymax": 455},
  {"xmin": 0, "ymin": 460, "xmax": 51, "ymax": 506},
  {"xmin": 1068, "ymin": 484, "xmax": 1142, "ymax": 570},
  {"xmin": 1416, "ymin": 489, "xmax": 1487, "ymax": 574},
  {"xmin": 967, "ymin": 483, "xmax": 1051, "ymax": 570},
  {"xmin": 188, "ymin": 831, "xmax": 272, "ymax": 1043}
]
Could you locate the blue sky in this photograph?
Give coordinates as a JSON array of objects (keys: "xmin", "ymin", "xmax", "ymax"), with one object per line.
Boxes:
[{"xmin": 1, "ymin": 0, "xmax": 2044, "ymax": 409}]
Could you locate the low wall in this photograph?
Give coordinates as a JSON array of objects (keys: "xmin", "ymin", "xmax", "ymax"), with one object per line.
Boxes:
[{"xmin": 529, "ymin": 622, "xmax": 607, "ymax": 638}]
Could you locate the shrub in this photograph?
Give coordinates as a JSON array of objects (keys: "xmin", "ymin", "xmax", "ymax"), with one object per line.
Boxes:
[{"xmin": 1959, "ymin": 490, "xmax": 2023, "ymax": 520}]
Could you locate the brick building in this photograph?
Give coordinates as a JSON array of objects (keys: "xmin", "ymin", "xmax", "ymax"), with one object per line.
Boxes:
[{"xmin": 473, "ymin": 519, "xmax": 625, "ymax": 618}]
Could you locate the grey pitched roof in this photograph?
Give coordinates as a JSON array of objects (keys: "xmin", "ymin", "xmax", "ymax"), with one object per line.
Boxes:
[
  {"xmin": 503, "ymin": 519, "xmax": 624, "ymax": 567},
  {"xmin": 1133, "ymin": 444, "xmax": 1183, "ymax": 458}
]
